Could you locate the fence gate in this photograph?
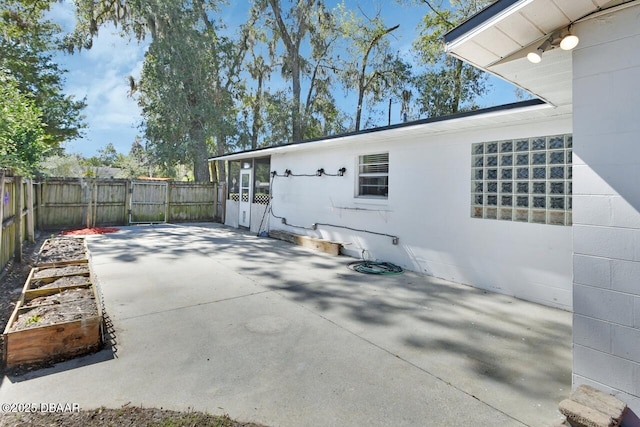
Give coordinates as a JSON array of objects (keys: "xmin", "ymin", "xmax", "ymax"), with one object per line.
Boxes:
[{"xmin": 130, "ymin": 181, "xmax": 168, "ymax": 224}]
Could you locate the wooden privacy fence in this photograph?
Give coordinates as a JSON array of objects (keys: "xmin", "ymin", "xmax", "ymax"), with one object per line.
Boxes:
[
  {"xmin": 38, "ymin": 178, "xmax": 219, "ymax": 229},
  {"xmin": 1, "ymin": 175, "xmax": 36, "ymax": 273},
  {"xmin": 0, "ymin": 176, "xmax": 219, "ymax": 274}
]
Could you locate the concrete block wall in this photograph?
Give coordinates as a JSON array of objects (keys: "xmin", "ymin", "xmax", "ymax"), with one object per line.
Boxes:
[
  {"xmin": 268, "ymin": 112, "xmax": 573, "ymax": 309},
  {"xmin": 572, "ymin": 4, "xmax": 640, "ymax": 414}
]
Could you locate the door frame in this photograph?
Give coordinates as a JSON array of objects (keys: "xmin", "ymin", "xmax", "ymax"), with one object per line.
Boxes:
[{"xmin": 238, "ymin": 168, "xmax": 252, "ymax": 228}]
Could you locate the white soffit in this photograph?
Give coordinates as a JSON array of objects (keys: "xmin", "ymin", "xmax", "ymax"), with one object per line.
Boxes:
[{"xmin": 445, "ymin": 0, "xmax": 616, "ymax": 106}]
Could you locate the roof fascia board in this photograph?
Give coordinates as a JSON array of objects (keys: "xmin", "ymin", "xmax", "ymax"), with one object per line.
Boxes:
[
  {"xmin": 209, "ymin": 99, "xmax": 547, "ymax": 162},
  {"xmin": 444, "ymin": 0, "xmax": 534, "ymax": 50}
]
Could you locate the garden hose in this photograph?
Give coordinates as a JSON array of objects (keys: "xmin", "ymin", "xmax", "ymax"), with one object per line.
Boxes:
[{"xmin": 347, "ymin": 260, "xmax": 404, "ymax": 275}]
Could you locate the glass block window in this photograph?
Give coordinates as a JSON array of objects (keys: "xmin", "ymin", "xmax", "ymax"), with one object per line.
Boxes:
[
  {"xmin": 358, "ymin": 153, "xmax": 389, "ymax": 198},
  {"xmin": 471, "ymin": 134, "xmax": 572, "ymax": 225}
]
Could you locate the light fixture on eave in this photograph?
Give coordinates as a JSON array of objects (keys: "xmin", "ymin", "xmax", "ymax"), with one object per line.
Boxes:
[
  {"xmin": 527, "ymin": 38, "xmax": 552, "ymax": 63},
  {"xmin": 560, "ymin": 26, "xmax": 579, "ymax": 51},
  {"xmin": 527, "ymin": 26, "xmax": 579, "ymax": 63}
]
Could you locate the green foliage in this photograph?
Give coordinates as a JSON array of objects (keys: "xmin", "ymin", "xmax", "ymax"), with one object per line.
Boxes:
[
  {"xmin": 25, "ymin": 314, "xmax": 42, "ymax": 325},
  {"xmin": 412, "ymin": 57, "xmax": 486, "ymax": 117},
  {"xmin": 412, "ymin": 0, "xmax": 493, "ymax": 116},
  {"xmin": 40, "ymin": 153, "xmax": 87, "ymax": 177},
  {"xmin": 0, "ymin": 0, "xmax": 86, "ymax": 147},
  {"xmin": 257, "ymin": 0, "xmax": 345, "ymax": 142},
  {"xmin": 97, "ymin": 142, "xmax": 119, "ymax": 166},
  {"xmin": 0, "ymin": 74, "xmax": 48, "ymax": 175},
  {"xmin": 60, "ymin": 0, "xmax": 505, "ymax": 170},
  {"xmin": 335, "ymin": 3, "xmax": 412, "ymax": 130},
  {"xmin": 71, "ymin": 0, "xmax": 252, "ymax": 181}
]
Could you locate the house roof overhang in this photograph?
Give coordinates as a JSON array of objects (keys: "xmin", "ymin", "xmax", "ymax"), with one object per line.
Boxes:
[
  {"xmin": 210, "ymin": 99, "xmax": 570, "ymax": 162},
  {"xmin": 444, "ymin": 0, "xmax": 635, "ymax": 107}
]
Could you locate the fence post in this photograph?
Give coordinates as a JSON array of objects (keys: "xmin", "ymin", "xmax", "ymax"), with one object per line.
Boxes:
[
  {"xmin": 165, "ymin": 182, "xmax": 171, "ymax": 223},
  {"xmin": 0, "ymin": 175, "xmax": 5, "ymax": 258},
  {"xmin": 124, "ymin": 180, "xmax": 132, "ymax": 225},
  {"xmin": 92, "ymin": 180, "xmax": 98, "ymax": 228},
  {"xmin": 37, "ymin": 181, "xmax": 44, "ymax": 230},
  {"xmin": 221, "ymin": 182, "xmax": 227, "ymax": 224},
  {"xmin": 25, "ymin": 179, "xmax": 35, "ymax": 242},
  {"xmin": 14, "ymin": 176, "xmax": 23, "ymax": 263}
]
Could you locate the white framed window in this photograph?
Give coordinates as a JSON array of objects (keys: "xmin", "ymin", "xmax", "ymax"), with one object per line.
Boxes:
[
  {"xmin": 471, "ymin": 134, "xmax": 572, "ymax": 225},
  {"xmin": 358, "ymin": 153, "xmax": 389, "ymax": 198}
]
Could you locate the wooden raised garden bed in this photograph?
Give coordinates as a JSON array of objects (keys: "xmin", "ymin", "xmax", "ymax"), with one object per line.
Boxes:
[
  {"xmin": 36, "ymin": 237, "xmax": 88, "ymax": 267},
  {"xmin": 3, "ymin": 237, "xmax": 102, "ymax": 368}
]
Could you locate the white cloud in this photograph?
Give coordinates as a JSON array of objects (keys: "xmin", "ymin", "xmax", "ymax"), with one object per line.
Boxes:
[
  {"xmin": 50, "ymin": 11, "xmax": 147, "ymax": 156},
  {"xmin": 47, "ymin": 0, "xmax": 76, "ymax": 33}
]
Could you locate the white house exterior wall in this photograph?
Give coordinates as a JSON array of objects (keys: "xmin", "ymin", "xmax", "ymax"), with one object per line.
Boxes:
[
  {"xmin": 571, "ymin": 5, "xmax": 640, "ymax": 412},
  {"xmin": 268, "ymin": 115, "xmax": 573, "ymax": 310},
  {"xmin": 224, "ymin": 199, "xmax": 268, "ymax": 234},
  {"xmin": 225, "ymin": 200, "xmax": 239, "ymax": 228}
]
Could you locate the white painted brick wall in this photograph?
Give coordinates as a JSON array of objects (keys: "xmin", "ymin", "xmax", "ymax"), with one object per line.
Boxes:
[
  {"xmin": 574, "ymin": 284, "xmax": 635, "ymax": 327},
  {"xmin": 611, "ymin": 324, "xmax": 640, "ymax": 361},
  {"xmin": 573, "ymin": 345, "xmax": 640, "ymax": 396},
  {"xmin": 572, "ymin": 3, "xmax": 640, "ymax": 415},
  {"xmin": 572, "ymin": 195, "xmax": 612, "ymax": 227},
  {"xmin": 611, "ymin": 259, "xmax": 640, "ymax": 294},
  {"xmin": 572, "ymin": 133, "xmax": 640, "ymax": 167},
  {"xmin": 612, "ymin": 196, "xmax": 640, "ymax": 228},
  {"xmin": 573, "ymin": 225, "xmax": 638, "ymax": 261},
  {"xmin": 572, "ymin": 165, "xmax": 617, "ymax": 196},
  {"xmin": 269, "ymin": 117, "xmax": 574, "ymax": 309},
  {"xmin": 573, "ymin": 255, "xmax": 610, "ymax": 288},
  {"xmin": 573, "ymin": 314, "xmax": 611, "ymax": 353}
]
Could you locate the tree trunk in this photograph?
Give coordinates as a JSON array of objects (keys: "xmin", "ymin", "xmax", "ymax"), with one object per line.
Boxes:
[
  {"xmin": 291, "ymin": 59, "xmax": 302, "ymax": 142},
  {"xmin": 191, "ymin": 127, "xmax": 210, "ymax": 182},
  {"xmin": 251, "ymin": 74, "xmax": 263, "ymax": 150},
  {"xmin": 452, "ymin": 58, "xmax": 463, "ymax": 114},
  {"xmin": 355, "ymin": 81, "xmax": 365, "ymax": 131},
  {"xmin": 217, "ymin": 132, "xmax": 227, "ymax": 183}
]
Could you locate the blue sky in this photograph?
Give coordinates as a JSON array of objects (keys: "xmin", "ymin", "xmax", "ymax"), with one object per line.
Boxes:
[{"xmin": 48, "ymin": 1, "xmax": 520, "ymax": 158}]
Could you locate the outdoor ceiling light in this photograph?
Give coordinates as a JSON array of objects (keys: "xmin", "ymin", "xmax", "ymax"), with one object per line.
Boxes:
[
  {"xmin": 527, "ymin": 38, "xmax": 552, "ymax": 63},
  {"xmin": 560, "ymin": 31, "xmax": 579, "ymax": 51},
  {"xmin": 527, "ymin": 26, "xmax": 578, "ymax": 64},
  {"xmin": 527, "ymin": 48, "xmax": 543, "ymax": 63}
]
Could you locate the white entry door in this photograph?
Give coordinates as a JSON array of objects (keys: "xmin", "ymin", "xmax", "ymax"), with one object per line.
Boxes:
[{"xmin": 239, "ymin": 168, "xmax": 252, "ymax": 228}]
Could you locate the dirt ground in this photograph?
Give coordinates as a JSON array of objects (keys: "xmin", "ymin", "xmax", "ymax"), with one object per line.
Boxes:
[
  {"xmin": 0, "ymin": 406, "xmax": 266, "ymax": 426},
  {"xmin": 0, "ymin": 232, "xmax": 268, "ymax": 427}
]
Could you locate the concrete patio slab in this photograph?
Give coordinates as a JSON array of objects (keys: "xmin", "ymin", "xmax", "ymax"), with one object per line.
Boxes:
[{"xmin": 0, "ymin": 223, "xmax": 572, "ymax": 426}]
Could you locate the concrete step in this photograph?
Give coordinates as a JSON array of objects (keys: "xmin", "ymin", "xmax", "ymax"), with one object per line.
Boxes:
[{"xmin": 559, "ymin": 385, "xmax": 627, "ymax": 427}]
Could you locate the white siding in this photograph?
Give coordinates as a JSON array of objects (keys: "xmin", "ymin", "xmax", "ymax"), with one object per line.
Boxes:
[
  {"xmin": 267, "ymin": 115, "xmax": 573, "ymax": 309},
  {"xmin": 571, "ymin": 4, "xmax": 640, "ymax": 413}
]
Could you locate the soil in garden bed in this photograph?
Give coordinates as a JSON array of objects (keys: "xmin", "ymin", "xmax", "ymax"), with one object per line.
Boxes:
[
  {"xmin": 0, "ymin": 236, "xmax": 46, "ymax": 369},
  {"xmin": 30, "ymin": 275, "xmax": 91, "ymax": 290},
  {"xmin": 33, "ymin": 264, "xmax": 90, "ymax": 279},
  {"xmin": 37, "ymin": 237, "xmax": 87, "ymax": 265},
  {"xmin": 10, "ymin": 288, "xmax": 98, "ymax": 331}
]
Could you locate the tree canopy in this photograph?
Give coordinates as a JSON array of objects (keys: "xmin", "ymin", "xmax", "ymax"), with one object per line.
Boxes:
[
  {"xmin": 412, "ymin": 0, "xmax": 494, "ymax": 117},
  {"xmin": 27, "ymin": 0, "xmax": 504, "ymax": 180},
  {"xmin": 0, "ymin": 0, "xmax": 86, "ymax": 175}
]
